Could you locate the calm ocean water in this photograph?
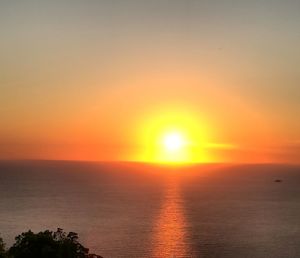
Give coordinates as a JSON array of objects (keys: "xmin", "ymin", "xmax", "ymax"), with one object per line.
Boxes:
[{"xmin": 0, "ymin": 161, "xmax": 300, "ymax": 258}]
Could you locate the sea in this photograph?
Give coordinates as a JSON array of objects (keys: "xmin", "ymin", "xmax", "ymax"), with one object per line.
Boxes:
[{"xmin": 0, "ymin": 160, "xmax": 300, "ymax": 258}]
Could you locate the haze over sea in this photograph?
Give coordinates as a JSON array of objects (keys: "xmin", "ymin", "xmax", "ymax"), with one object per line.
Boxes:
[{"xmin": 0, "ymin": 161, "xmax": 300, "ymax": 258}]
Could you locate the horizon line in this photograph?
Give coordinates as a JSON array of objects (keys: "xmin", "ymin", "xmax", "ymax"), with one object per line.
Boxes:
[{"xmin": 0, "ymin": 158, "xmax": 299, "ymax": 167}]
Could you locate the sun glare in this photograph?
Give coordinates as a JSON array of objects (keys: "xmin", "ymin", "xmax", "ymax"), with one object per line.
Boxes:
[
  {"xmin": 136, "ymin": 108, "xmax": 212, "ymax": 164},
  {"xmin": 163, "ymin": 133, "xmax": 184, "ymax": 152}
]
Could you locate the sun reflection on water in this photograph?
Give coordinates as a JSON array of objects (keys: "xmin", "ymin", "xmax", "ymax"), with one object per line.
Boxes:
[{"xmin": 151, "ymin": 178, "xmax": 191, "ymax": 258}]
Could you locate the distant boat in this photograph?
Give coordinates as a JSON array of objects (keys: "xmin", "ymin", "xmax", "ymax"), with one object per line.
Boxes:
[{"xmin": 274, "ymin": 179, "xmax": 282, "ymax": 183}]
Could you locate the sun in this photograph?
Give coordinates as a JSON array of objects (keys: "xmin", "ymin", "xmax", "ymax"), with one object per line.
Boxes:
[
  {"xmin": 136, "ymin": 108, "xmax": 212, "ymax": 163},
  {"xmin": 158, "ymin": 131, "xmax": 189, "ymax": 163},
  {"xmin": 163, "ymin": 132, "xmax": 184, "ymax": 152}
]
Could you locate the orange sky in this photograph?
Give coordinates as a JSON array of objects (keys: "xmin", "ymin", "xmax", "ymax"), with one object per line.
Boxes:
[{"xmin": 0, "ymin": 1, "xmax": 299, "ymax": 163}]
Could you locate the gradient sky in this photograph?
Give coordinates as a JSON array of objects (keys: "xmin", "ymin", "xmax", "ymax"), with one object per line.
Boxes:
[{"xmin": 0, "ymin": 0, "xmax": 299, "ymax": 163}]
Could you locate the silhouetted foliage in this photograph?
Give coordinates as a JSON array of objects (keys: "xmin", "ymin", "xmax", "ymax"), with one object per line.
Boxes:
[
  {"xmin": 5, "ymin": 228, "xmax": 102, "ymax": 258},
  {"xmin": 0, "ymin": 236, "xmax": 6, "ymax": 258}
]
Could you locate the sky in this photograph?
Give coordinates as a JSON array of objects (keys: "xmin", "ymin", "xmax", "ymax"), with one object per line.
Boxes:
[{"xmin": 0, "ymin": 0, "xmax": 299, "ymax": 163}]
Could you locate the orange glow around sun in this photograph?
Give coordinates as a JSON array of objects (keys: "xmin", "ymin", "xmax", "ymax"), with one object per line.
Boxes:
[{"xmin": 135, "ymin": 108, "xmax": 213, "ymax": 164}]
